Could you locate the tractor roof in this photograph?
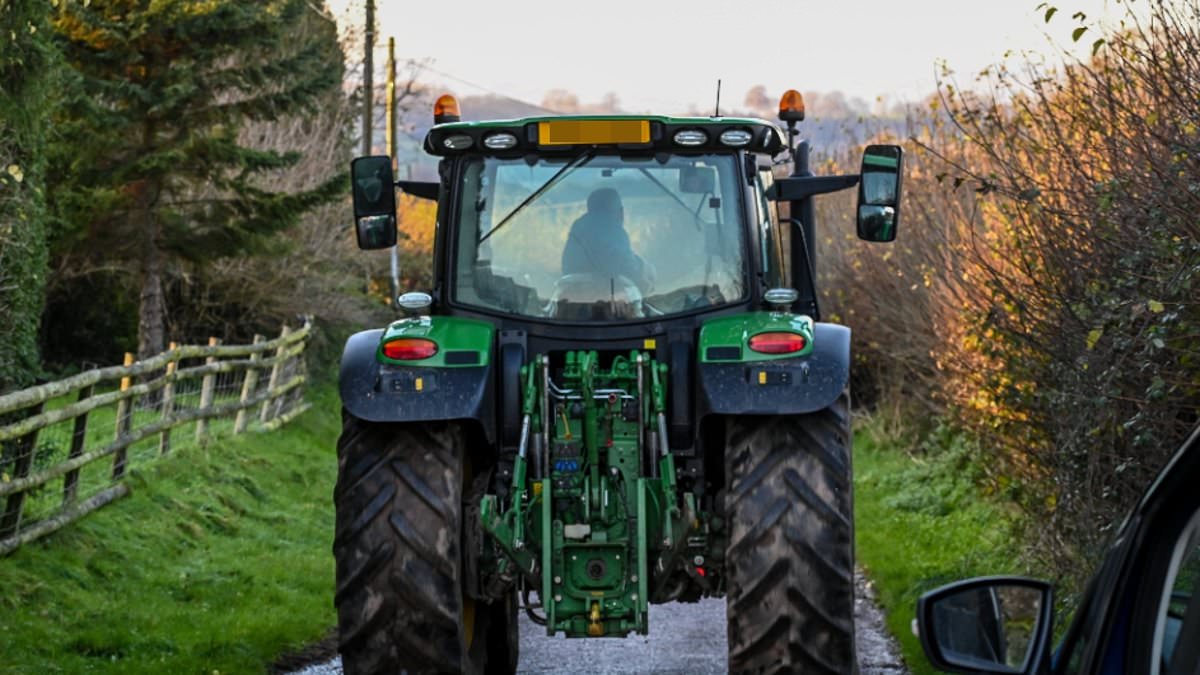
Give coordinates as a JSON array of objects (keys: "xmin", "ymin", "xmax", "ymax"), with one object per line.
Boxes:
[{"xmin": 424, "ymin": 115, "xmax": 787, "ymax": 157}]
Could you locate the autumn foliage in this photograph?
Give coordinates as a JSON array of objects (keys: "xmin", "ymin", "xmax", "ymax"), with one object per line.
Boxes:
[{"xmin": 821, "ymin": 1, "xmax": 1200, "ymax": 581}]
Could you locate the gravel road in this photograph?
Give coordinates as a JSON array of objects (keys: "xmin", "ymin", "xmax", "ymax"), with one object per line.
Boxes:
[{"xmin": 287, "ymin": 570, "xmax": 909, "ymax": 675}]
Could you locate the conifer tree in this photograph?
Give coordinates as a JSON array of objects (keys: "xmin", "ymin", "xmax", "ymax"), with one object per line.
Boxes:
[
  {"xmin": 50, "ymin": 0, "xmax": 343, "ymax": 358},
  {"xmin": 0, "ymin": 0, "xmax": 56, "ymax": 391}
]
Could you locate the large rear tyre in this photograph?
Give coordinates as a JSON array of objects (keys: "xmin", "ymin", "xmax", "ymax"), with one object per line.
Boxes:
[
  {"xmin": 725, "ymin": 393, "xmax": 855, "ymax": 674},
  {"xmin": 484, "ymin": 589, "xmax": 519, "ymax": 675},
  {"xmin": 333, "ymin": 415, "xmax": 516, "ymax": 675}
]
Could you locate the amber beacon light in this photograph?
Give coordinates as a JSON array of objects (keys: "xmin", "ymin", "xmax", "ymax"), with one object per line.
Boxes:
[
  {"xmin": 434, "ymin": 94, "xmax": 461, "ymax": 124},
  {"xmin": 778, "ymin": 89, "xmax": 806, "ymax": 123}
]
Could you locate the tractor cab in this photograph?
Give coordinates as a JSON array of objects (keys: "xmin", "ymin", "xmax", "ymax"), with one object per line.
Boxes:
[{"xmin": 351, "ymin": 93, "xmax": 900, "ymax": 333}]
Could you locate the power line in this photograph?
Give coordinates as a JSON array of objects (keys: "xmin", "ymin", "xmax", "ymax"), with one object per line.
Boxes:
[{"xmin": 414, "ymin": 63, "xmax": 559, "ymax": 115}]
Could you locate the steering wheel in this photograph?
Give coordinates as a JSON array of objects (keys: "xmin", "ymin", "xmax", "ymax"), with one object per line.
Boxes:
[{"xmin": 546, "ymin": 273, "xmax": 644, "ymax": 320}]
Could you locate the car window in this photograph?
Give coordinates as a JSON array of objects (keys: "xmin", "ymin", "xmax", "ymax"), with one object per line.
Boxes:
[
  {"xmin": 1153, "ymin": 510, "xmax": 1200, "ymax": 675},
  {"xmin": 1058, "ymin": 629, "xmax": 1089, "ymax": 674},
  {"xmin": 1053, "ymin": 561, "xmax": 1108, "ymax": 674}
]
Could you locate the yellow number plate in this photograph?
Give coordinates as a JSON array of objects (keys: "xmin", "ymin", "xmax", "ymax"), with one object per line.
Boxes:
[{"xmin": 538, "ymin": 120, "xmax": 650, "ymax": 146}]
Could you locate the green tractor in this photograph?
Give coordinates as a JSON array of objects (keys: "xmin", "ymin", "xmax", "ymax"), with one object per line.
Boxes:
[{"xmin": 337, "ymin": 90, "xmax": 902, "ymax": 674}]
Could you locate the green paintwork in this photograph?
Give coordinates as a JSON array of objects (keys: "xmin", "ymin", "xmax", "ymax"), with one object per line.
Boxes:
[
  {"xmin": 375, "ymin": 315, "xmax": 493, "ymax": 367},
  {"xmin": 698, "ymin": 311, "xmax": 816, "ymax": 362},
  {"xmin": 863, "ymin": 153, "xmax": 900, "ymax": 168},
  {"xmin": 480, "ymin": 349, "xmax": 704, "ymax": 638}
]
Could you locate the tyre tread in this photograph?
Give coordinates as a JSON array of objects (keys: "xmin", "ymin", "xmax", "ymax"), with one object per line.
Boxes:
[
  {"xmin": 333, "ymin": 416, "xmax": 481, "ymax": 675},
  {"xmin": 725, "ymin": 393, "xmax": 855, "ymax": 674}
]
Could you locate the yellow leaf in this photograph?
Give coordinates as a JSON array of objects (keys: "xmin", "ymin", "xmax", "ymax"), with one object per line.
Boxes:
[
  {"xmin": 6, "ymin": 164, "xmax": 23, "ymax": 183},
  {"xmin": 1087, "ymin": 328, "xmax": 1103, "ymax": 350},
  {"xmin": 1148, "ymin": 300, "xmax": 1165, "ymax": 313},
  {"xmin": 1, "ymin": 472, "xmax": 8, "ymax": 482}
]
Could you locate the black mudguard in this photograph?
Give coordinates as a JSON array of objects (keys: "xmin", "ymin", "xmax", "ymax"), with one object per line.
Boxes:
[
  {"xmin": 698, "ymin": 322, "xmax": 850, "ymax": 416},
  {"xmin": 338, "ymin": 329, "xmax": 495, "ymax": 442}
]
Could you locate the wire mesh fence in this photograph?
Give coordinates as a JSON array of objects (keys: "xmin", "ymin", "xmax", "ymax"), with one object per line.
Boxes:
[{"xmin": 0, "ymin": 320, "xmax": 312, "ymax": 556}]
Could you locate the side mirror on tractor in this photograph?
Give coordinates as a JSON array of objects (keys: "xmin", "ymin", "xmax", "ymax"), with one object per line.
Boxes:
[
  {"xmin": 856, "ymin": 144, "xmax": 904, "ymax": 243},
  {"xmin": 351, "ymin": 155, "xmax": 398, "ymax": 250}
]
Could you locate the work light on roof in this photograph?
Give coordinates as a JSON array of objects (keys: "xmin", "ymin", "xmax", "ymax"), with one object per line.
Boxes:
[
  {"xmin": 483, "ymin": 133, "xmax": 518, "ymax": 150},
  {"xmin": 443, "ymin": 134, "xmax": 473, "ymax": 150},
  {"xmin": 673, "ymin": 129, "xmax": 708, "ymax": 146},
  {"xmin": 719, "ymin": 129, "xmax": 753, "ymax": 147}
]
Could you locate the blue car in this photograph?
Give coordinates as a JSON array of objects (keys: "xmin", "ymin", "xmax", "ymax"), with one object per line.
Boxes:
[{"xmin": 918, "ymin": 424, "xmax": 1200, "ymax": 674}]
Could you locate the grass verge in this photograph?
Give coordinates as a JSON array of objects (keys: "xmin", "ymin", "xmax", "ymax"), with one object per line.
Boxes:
[
  {"xmin": 1, "ymin": 381, "xmax": 1025, "ymax": 674},
  {"xmin": 0, "ymin": 384, "xmax": 341, "ymax": 675},
  {"xmin": 854, "ymin": 415, "xmax": 1026, "ymax": 675}
]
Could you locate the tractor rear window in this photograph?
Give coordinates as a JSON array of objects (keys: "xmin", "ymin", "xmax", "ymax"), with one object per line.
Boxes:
[{"xmin": 452, "ymin": 153, "xmax": 747, "ymax": 322}]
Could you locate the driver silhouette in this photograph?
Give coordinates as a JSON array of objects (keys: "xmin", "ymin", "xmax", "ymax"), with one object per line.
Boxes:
[{"xmin": 561, "ymin": 188, "xmax": 652, "ymax": 291}]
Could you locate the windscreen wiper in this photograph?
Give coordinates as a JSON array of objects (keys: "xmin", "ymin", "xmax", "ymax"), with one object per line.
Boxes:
[
  {"xmin": 479, "ymin": 149, "xmax": 596, "ymax": 245},
  {"xmin": 636, "ymin": 168, "xmax": 703, "ymax": 230}
]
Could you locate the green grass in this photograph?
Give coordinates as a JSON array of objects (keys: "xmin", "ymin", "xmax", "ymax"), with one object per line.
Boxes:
[
  {"xmin": 0, "ymin": 384, "xmax": 341, "ymax": 675},
  {"xmin": 854, "ymin": 417, "xmax": 1026, "ymax": 675},
  {"xmin": 1, "ymin": 381, "xmax": 1024, "ymax": 674}
]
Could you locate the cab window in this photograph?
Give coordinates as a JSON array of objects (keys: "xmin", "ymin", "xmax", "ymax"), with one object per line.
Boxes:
[
  {"xmin": 453, "ymin": 153, "xmax": 747, "ymax": 321},
  {"xmin": 754, "ymin": 167, "xmax": 787, "ymax": 287}
]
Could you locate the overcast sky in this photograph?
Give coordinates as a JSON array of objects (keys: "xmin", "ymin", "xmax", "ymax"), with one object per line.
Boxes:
[{"xmin": 329, "ymin": 0, "xmax": 1139, "ymax": 113}]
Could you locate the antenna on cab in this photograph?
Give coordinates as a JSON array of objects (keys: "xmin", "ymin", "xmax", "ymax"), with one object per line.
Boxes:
[{"xmin": 714, "ymin": 79, "xmax": 722, "ymax": 117}]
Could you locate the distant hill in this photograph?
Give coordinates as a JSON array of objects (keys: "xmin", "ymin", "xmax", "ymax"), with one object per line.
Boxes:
[{"xmin": 460, "ymin": 94, "xmax": 551, "ymax": 121}]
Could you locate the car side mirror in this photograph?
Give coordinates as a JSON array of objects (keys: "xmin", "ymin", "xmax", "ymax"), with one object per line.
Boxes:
[
  {"xmin": 856, "ymin": 144, "xmax": 903, "ymax": 242},
  {"xmin": 917, "ymin": 577, "xmax": 1053, "ymax": 675},
  {"xmin": 351, "ymin": 155, "xmax": 398, "ymax": 250}
]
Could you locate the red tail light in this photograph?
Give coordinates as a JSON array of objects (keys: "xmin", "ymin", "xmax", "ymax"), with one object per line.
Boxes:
[
  {"xmin": 382, "ymin": 338, "xmax": 438, "ymax": 361},
  {"xmin": 748, "ymin": 332, "xmax": 807, "ymax": 354}
]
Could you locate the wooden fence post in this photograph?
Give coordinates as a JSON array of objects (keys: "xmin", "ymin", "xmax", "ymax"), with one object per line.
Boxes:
[
  {"xmin": 1, "ymin": 401, "xmax": 46, "ymax": 539},
  {"xmin": 260, "ymin": 325, "xmax": 292, "ymax": 424},
  {"xmin": 234, "ymin": 335, "xmax": 266, "ymax": 434},
  {"xmin": 195, "ymin": 337, "xmax": 220, "ymax": 443},
  {"xmin": 111, "ymin": 352, "xmax": 134, "ymax": 480},
  {"xmin": 62, "ymin": 385, "xmax": 95, "ymax": 504},
  {"xmin": 0, "ymin": 328, "xmax": 315, "ymax": 555},
  {"xmin": 282, "ymin": 339, "xmax": 310, "ymax": 418},
  {"xmin": 158, "ymin": 343, "xmax": 178, "ymax": 455}
]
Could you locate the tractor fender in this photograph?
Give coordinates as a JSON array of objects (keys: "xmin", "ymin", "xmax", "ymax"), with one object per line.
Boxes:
[
  {"xmin": 339, "ymin": 328, "xmax": 495, "ymax": 443},
  {"xmin": 698, "ymin": 322, "xmax": 850, "ymax": 416}
]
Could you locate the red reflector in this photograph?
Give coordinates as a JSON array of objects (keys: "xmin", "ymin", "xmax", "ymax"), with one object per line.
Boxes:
[
  {"xmin": 696, "ymin": 566, "xmax": 706, "ymax": 577},
  {"xmin": 382, "ymin": 338, "xmax": 438, "ymax": 361},
  {"xmin": 748, "ymin": 332, "xmax": 807, "ymax": 354}
]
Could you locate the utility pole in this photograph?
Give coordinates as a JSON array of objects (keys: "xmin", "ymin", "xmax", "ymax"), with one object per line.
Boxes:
[
  {"xmin": 361, "ymin": 0, "xmax": 375, "ymax": 156},
  {"xmin": 386, "ymin": 37, "xmax": 400, "ymax": 303},
  {"xmin": 386, "ymin": 37, "xmax": 397, "ymax": 172}
]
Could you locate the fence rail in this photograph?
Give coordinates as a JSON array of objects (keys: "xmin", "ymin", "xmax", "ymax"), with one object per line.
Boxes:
[{"xmin": 0, "ymin": 320, "xmax": 312, "ymax": 556}]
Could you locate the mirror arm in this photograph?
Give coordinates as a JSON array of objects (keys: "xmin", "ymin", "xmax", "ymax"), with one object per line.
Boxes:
[
  {"xmin": 767, "ymin": 174, "xmax": 860, "ymax": 201},
  {"xmin": 396, "ymin": 180, "xmax": 439, "ymax": 201}
]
